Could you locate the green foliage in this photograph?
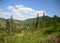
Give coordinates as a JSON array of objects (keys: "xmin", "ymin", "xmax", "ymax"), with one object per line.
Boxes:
[
  {"xmin": 43, "ymin": 27, "xmax": 54, "ymax": 35},
  {"xmin": 45, "ymin": 40, "xmax": 55, "ymax": 43},
  {"xmin": 0, "ymin": 15, "xmax": 60, "ymax": 43}
]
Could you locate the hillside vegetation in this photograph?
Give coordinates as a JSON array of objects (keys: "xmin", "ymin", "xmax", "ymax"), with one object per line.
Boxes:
[{"xmin": 0, "ymin": 15, "xmax": 60, "ymax": 43}]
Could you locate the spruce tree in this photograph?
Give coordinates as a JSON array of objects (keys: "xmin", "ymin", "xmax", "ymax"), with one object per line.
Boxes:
[
  {"xmin": 52, "ymin": 15, "xmax": 58, "ymax": 31},
  {"xmin": 9, "ymin": 15, "xmax": 15, "ymax": 33},
  {"xmin": 42, "ymin": 12, "xmax": 46, "ymax": 28},
  {"xmin": 34, "ymin": 13, "xmax": 39, "ymax": 31},
  {"xmin": 6, "ymin": 19, "xmax": 10, "ymax": 33}
]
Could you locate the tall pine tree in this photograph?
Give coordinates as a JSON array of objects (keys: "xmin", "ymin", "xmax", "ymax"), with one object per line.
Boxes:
[
  {"xmin": 52, "ymin": 15, "xmax": 58, "ymax": 31},
  {"xmin": 34, "ymin": 13, "xmax": 39, "ymax": 31},
  {"xmin": 6, "ymin": 19, "xmax": 10, "ymax": 33},
  {"xmin": 9, "ymin": 15, "xmax": 15, "ymax": 33},
  {"xmin": 42, "ymin": 12, "xmax": 46, "ymax": 28}
]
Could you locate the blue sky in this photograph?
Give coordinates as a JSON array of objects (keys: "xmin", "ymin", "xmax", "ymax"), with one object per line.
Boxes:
[{"xmin": 0, "ymin": 0, "xmax": 60, "ymax": 20}]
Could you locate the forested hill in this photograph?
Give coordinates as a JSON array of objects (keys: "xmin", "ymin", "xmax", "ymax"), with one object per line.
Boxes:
[
  {"xmin": 0, "ymin": 15, "xmax": 60, "ymax": 32},
  {"xmin": 24, "ymin": 15, "xmax": 60, "ymax": 28},
  {"xmin": 0, "ymin": 16, "xmax": 54, "ymax": 27},
  {"xmin": 0, "ymin": 15, "xmax": 60, "ymax": 43},
  {"xmin": 0, "ymin": 15, "xmax": 60, "ymax": 28}
]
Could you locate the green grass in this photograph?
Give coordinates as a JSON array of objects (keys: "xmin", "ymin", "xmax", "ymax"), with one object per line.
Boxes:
[{"xmin": 0, "ymin": 27, "xmax": 60, "ymax": 43}]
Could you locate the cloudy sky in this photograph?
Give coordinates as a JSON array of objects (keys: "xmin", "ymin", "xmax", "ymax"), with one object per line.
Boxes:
[{"xmin": 0, "ymin": 0, "xmax": 60, "ymax": 20}]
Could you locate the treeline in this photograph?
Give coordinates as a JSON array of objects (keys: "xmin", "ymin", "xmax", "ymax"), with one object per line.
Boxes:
[
  {"xmin": 25, "ymin": 14, "xmax": 60, "ymax": 32},
  {"xmin": 0, "ymin": 14, "xmax": 60, "ymax": 34}
]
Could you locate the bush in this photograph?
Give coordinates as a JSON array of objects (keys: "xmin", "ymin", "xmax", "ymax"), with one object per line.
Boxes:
[{"xmin": 43, "ymin": 27, "xmax": 55, "ymax": 35}]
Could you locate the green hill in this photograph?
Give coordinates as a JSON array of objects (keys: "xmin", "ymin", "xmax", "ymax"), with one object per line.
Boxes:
[{"xmin": 0, "ymin": 15, "xmax": 60, "ymax": 43}]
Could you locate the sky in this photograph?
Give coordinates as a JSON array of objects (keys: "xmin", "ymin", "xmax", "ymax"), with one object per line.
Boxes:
[{"xmin": 0, "ymin": 0, "xmax": 60, "ymax": 20}]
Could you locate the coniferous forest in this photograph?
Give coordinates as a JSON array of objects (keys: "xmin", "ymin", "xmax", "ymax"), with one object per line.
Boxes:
[{"xmin": 0, "ymin": 14, "xmax": 60, "ymax": 43}]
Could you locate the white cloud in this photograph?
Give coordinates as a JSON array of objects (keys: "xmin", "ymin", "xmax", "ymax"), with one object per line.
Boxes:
[
  {"xmin": 35, "ymin": 11, "xmax": 46, "ymax": 16},
  {"xmin": 16, "ymin": 5, "xmax": 23, "ymax": 8},
  {"xmin": 15, "ymin": 5, "xmax": 34, "ymax": 12},
  {"xmin": 0, "ymin": 9, "xmax": 3, "ymax": 11},
  {"xmin": 0, "ymin": 5, "xmax": 45, "ymax": 20},
  {"xmin": 7, "ymin": 5, "xmax": 35, "ymax": 20},
  {"xmin": 13, "ymin": 14, "xmax": 26, "ymax": 20},
  {"xmin": 0, "ymin": 10, "xmax": 11, "ymax": 19},
  {"xmin": 8, "ymin": 6, "xmax": 14, "ymax": 10},
  {"xmin": 8, "ymin": 5, "xmax": 34, "ymax": 13}
]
